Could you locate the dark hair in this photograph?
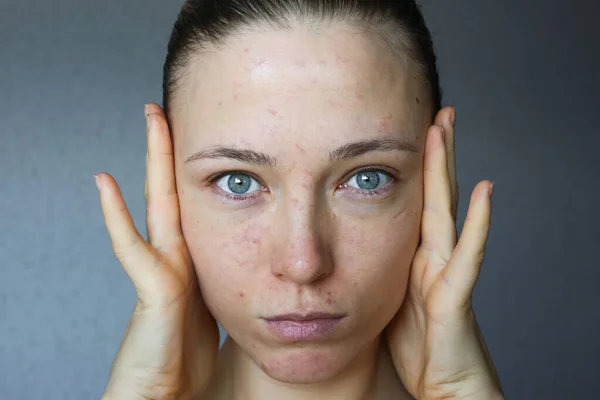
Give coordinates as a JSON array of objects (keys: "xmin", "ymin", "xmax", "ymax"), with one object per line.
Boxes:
[{"xmin": 162, "ymin": 0, "xmax": 442, "ymax": 127}]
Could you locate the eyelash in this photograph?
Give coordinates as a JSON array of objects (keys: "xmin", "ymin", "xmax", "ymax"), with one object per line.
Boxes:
[{"xmin": 208, "ymin": 167, "xmax": 398, "ymax": 202}]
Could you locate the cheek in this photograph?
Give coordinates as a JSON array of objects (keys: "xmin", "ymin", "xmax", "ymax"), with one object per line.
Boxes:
[
  {"xmin": 338, "ymin": 204, "xmax": 421, "ymax": 308},
  {"xmin": 179, "ymin": 200, "xmax": 268, "ymax": 320}
]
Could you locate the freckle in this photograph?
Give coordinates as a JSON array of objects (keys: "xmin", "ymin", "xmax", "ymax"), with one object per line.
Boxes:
[
  {"xmin": 218, "ymin": 101, "xmax": 222, "ymax": 107},
  {"xmin": 244, "ymin": 48, "xmax": 249, "ymax": 52},
  {"xmin": 295, "ymin": 144, "xmax": 306, "ymax": 154},
  {"xmin": 252, "ymin": 238, "xmax": 261, "ymax": 245}
]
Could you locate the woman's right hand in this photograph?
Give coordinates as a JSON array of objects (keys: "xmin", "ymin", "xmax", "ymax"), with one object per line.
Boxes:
[{"xmin": 96, "ymin": 103, "xmax": 220, "ymax": 400}]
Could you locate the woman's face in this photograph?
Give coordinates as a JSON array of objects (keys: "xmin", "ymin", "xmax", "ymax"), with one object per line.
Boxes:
[{"xmin": 173, "ymin": 23, "xmax": 431, "ymax": 383}]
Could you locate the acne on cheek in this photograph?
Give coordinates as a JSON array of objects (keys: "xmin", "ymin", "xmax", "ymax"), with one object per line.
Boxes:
[{"xmin": 242, "ymin": 224, "xmax": 271, "ymax": 247}]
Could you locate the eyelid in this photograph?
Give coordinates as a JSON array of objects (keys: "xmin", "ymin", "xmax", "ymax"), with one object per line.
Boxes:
[
  {"xmin": 208, "ymin": 170, "xmax": 264, "ymax": 186},
  {"xmin": 339, "ymin": 166, "xmax": 399, "ymax": 187}
]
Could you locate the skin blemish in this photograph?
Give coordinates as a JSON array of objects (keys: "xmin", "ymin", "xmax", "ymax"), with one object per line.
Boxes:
[
  {"xmin": 355, "ymin": 92, "xmax": 364, "ymax": 100},
  {"xmin": 416, "ymin": 97, "xmax": 420, "ymax": 104},
  {"xmin": 377, "ymin": 113, "xmax": 393, "ymax": 132},
  {"xmin": 266, "ymin": 108, "xmax": 281, "ymax": 118},
  {"xmin": 295, "ymin": 144, "xmax": 306, "ymax": 154},
  {"xmin": 328, "ymin": 99, "xmax": 343, "ymax": 108},
  {"xmin": 336, "ymin": 54, "xmax": 349, "ymax": 64},
  {"xmin": 239, "ymin": 292, "xmax": 245, "ymax": 298},
  {"xmin": 294, "ymin": 59, "xmax": 306, "ymax": 68},
  {"xmin": 326, "ymin": 291, "xmax": 333, "ymax": 305}
]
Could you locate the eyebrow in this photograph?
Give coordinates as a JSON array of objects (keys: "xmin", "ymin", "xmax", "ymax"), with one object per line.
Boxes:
[{"xmin": 184, "ymin": 137, "xmax": 419, "ymax": 167}]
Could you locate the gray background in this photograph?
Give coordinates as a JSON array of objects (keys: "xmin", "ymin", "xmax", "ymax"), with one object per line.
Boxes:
[{"xmin": 1, "ymin": 0, "xmax": 599, "ymax": 399}]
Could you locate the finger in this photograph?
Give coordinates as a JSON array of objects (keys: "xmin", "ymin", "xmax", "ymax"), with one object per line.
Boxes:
[
  {"xmin": 442, "ymin": 180, "xmax": 493, "ymax": 311},
  {"xmin": 434, "ymin": 106, "xmax": 458, "ymax": 221},
  {"xmin": 144, "ymin": 103, "xmax": 183, "ymax": 251},
  {"xmin": 422, "ymin": 124, "xmax": 457, "ymax": 260},
  {"xmin": 95, "ymin": 172, "xmax": 160, "ymax": 294}
]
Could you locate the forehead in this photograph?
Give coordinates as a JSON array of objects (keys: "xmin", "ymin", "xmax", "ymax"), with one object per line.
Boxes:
[{"xmin": 172, "ymin": 23, "xmax": 430, "ymax": 153}]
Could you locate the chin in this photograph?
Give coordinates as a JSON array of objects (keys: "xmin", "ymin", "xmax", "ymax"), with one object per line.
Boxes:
[{"xmin": 255, "ymin": 345, "xmax": 349, "ymax": 384}]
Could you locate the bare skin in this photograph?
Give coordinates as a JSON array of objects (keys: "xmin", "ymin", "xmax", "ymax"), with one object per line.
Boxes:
[{"xmin": 97, "ymin": 23, "xmax": 503, "ymax": 400}]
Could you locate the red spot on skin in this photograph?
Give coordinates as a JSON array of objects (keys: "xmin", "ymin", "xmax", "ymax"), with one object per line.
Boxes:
[
  {"xmin": 328, "ymin": 99, "xmax": 342, "ymax": 107},
  {"xmin": 234, "ymin": 94, "xmax": 238, "ymax": 101},
  {"xmin": 355, "ymin": 92, "xmax": 364, "ymax": 100},
  {"xmin": 378, "ymin": 113, "xmax": 393, "ymax": 132},
  {"xmin": 290, "ymin": 197, "xmax": 299, "ymax": 205},
  {"xmin": 336, "ymin": 54, "xmax": 349, "ymax": 64},
  {"xmin": 294, "ymin": 59, "xmax": 306, "ymax": 67},
  {"xmin": 244, "ymin": 48, "xmax": 249, "ymax": 52},
  {"xmin": 267, "ymin": 108, "xmax": 279, "ymax": 117},
  {"xmin": 295, "ymin": 144, "xmax": 306, "ymax": 154},
  {"xmin": 239, "ymin": 292, "xmax": 245, "ymax": 298}
]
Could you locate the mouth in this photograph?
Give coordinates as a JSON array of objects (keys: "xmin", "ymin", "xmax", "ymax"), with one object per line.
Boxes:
[{"xmin": 262, "ymin": 312, "xmax": 347, "ymax": 341}]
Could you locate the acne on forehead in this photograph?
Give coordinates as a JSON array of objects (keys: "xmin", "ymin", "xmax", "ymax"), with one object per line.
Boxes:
[{"xmin": 176, "ymin": 25, "xmax": 430, "ymax": 147}]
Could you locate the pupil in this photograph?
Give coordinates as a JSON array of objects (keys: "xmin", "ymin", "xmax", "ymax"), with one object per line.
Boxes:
[
  {"xmin": 228, "ymin": 174, "xmax": 251, "ymax": 194},
  {"xmin": 357, "ymin": 171, "xmax": 379, "ymax": 190}
]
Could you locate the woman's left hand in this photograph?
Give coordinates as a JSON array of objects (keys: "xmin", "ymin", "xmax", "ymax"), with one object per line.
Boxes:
[{"xmin": 385, "ymin": 107, "xmax": 505, "ymax": 400}]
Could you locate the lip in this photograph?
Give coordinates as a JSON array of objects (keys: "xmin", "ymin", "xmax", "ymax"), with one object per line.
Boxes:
[{"xmin": 263, "ymin": 313, "xmax": 346, "ymax": 341}]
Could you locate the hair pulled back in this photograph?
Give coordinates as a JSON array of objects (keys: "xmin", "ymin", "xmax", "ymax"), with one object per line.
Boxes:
[{"xmin": 162, "ymin": 0, "xmax": 441, "ymax": 125}]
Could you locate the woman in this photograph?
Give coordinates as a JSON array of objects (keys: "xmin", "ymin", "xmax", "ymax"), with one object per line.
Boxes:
[{"xmin": 95, "ymin": 1, "xmax": 504, "ymax": 399}]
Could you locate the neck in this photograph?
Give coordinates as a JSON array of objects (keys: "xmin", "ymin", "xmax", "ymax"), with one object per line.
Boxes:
[{"xmin": 206, "ymin": 335, "xmax": 414, "ymax": 400}]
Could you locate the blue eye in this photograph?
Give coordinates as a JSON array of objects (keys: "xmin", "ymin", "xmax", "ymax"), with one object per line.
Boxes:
[
  {"xmin": 345, "ymin": 170, "xmax": 391, "ymax": 191},
  {"xmin": 215, "ymin": 173, "xmax": 261, "ymax": 195}
]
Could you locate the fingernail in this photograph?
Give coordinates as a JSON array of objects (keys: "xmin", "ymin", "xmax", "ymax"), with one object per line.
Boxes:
[
  {"xmin": 94, "ymin": 174, "xmax": 102, "ymax": 192},
  {"xmin": 144, "ymin": 103, "xmax": 150, "ymax": 117},
  {"xmin": 450, "ymin": 108, "xmax": 456, "ymax": 125},
  {"xmin": 489, "ymin": 182, "xmax": 495, "ymax": 199},
  {"xmin": 439, "ymin": 125, "xmax": 446, "ymax": 142}
]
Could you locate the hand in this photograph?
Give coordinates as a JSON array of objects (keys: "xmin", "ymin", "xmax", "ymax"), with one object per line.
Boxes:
[
  {"xmin": 385, "ymin": 107, "xmax": 504, "ymax": 400},
  {"xmin": 96, "ymin": 103, "xmax": 219, "ymax": 400}
]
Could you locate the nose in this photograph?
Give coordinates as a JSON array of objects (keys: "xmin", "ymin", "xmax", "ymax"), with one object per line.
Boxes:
[{"xmin": 270, "ymin": 198, "xmax": 334, "ymax": 285}]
